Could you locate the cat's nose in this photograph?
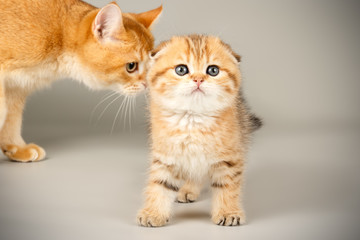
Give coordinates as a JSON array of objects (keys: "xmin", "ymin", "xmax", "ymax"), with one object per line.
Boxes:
[{"xmin": 193, "ymin": 78, "xmax": 204, "ymax": 87}]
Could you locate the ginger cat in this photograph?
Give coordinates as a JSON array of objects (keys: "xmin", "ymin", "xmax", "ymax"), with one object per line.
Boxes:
[
  {"xmin": 137, "ymin": 35, "xmax": 262, "ymax": 227},
  {"xmin": 0, "ymin": 0, "xmax": 162, "ymax": 162}
]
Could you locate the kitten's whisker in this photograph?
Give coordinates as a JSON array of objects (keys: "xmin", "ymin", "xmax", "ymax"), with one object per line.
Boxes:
[
  {"xmin": 89, "ymin": 91, "xmax": 117, "ymax": 125},
  {"xmin": 96, "ymin": 95, "xmax": 122, "ymax": 124}
]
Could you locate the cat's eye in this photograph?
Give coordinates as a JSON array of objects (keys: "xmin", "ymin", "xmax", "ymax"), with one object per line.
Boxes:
[
  {"xmin": 126, "ymin": 62, "xmax": 138, "ymax": 73},
  {"xmin": 175, "ymin": 65, "xmax": 189, "ymax": 76},
  {"xmin": 206, "ymin": 65, "xmax": 220, "ymax": 76}
]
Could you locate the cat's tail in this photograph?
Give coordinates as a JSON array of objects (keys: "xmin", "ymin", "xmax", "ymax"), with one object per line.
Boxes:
[{"xmin": 249, "ymin": 114, "xmax": 263, "ymax": 132}]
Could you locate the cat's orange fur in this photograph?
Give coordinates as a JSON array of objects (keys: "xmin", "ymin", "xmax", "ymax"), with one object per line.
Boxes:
[
  {"xmin": 137, "ymin": 35, "xmax": 261, "ymax": 227},
  {"xmin": 0, "ymin": 0, "xmax": 162, "ymax": 162}
]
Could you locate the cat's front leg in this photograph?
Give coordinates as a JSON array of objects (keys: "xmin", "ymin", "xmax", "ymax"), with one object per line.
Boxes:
[
  {"xmin": 137, "ymin": 159, "xmax": 180, "ymax": 227},
  {"xmin": 0, "ymin": 77, "xmax": 7, "ymax": 129},
  {"xmin": 210, "ymin": 159, "xmax": 246, "ymax": 226},
  {"xmin": 0, "ymin": 90, "xmax": 45, "ymax": 162}
]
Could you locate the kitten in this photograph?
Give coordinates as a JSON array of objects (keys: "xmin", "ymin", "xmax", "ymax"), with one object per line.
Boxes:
[
  {"xmin": 137, "ymin": 35, "xmax": 262, "ymax": 227},
  {"xmin": 0, "ymin": 0, "xmax": 162, "ymax": 162}
]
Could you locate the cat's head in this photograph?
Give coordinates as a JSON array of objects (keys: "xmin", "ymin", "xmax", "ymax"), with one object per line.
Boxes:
[
  {"xmin": 147, "ymin": 35, "xmax": 241, "ymax": 113},
  {"xmin": 75, "ymin": 3, "xmax": 162, "ymax": 95}
]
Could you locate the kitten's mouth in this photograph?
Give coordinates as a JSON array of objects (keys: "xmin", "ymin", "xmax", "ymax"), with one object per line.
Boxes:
[{"xmin": 191, "ymin": 87, "xmax": 205, "ymax": 95}]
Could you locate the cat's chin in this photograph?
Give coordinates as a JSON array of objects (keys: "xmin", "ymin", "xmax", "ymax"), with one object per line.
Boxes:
[
  {"xmin": 114, "ymin": 83, "xmax": 146, "ymax": 96},
  {"xmin": 120, "ymin": 89, "xmax": 145, "ymax": 96}
]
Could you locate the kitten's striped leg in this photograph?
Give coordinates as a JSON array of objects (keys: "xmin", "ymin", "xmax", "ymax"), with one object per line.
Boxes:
[
  {"xmin": 177, "ymin": 180, "xmax": 202, "ymax": 203},
  {"xmin": 137, "ymin": 159, "xmax": 180, "ymax": 227},
  {"xmin": 210, "ymin": 160, "xmax": 246, "ymax": 226}
]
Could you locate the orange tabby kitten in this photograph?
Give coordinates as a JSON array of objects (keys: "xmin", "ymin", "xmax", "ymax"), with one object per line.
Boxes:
[
  {"xmin": 0, "ymin": 0, "xmax": 162, "ymax": 162},
  {"xmin": 137, "ymin": 35, "xmax": 262, "ymax": 227}
]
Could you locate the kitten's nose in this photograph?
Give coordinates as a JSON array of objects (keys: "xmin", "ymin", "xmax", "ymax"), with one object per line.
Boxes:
[{"xmin": 193, "ymin": 78, "xmax": 204, "ymax": 87}]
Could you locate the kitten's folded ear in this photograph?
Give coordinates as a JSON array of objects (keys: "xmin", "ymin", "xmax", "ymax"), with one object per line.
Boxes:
[
  {"xmin": 221, "ymin": 41, "xmax": 241, "ymax": 63},
  {"xmin": 150, "ymin": 41, "xmax": 168, "ymax": 59},
  {"xmin": 131, "ymin": 5, "xmax": 163, "ymax": 30},
  {"xmin": 232, "ymin": 52, "xmax": 241, "ymax": 63},
  {"xmin": 93, "ymin": 3, "xmax": 124, "ymax": 42}
]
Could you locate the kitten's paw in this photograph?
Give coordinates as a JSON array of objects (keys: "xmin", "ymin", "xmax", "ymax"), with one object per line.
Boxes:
[
  {"xmin": 137, "ymin": 209, "xmax": 169, "ymax": 227},
  {"xmin": 176, "ymin": 190, "xmax": 199, "ymax": 203},
  {"xmin": 212, "ymin": 211, "xmax": 246, "ymax": 226},
  {"xmin": 2, "ymin": 143, "xmax": 46, "ymax": 162}
]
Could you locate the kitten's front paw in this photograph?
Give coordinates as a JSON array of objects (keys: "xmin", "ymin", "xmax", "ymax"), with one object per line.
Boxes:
[
  {"xmin": 212, "ymin": 211, "xmax": 246, "ymax": 226},
  {"xmin": 2, "ymin": 143, "xmax": 46, "ymax": 162},
  {"xmin": 176, "ymin": 190, "xmax": 199, "ymax": 203},
  {"xmin": 137, "ymin": 209, "xmax": 169, "ymax": 227}
]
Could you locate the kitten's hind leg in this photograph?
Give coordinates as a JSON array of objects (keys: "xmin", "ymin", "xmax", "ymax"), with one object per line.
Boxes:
[
  {"xmin": 177, "ymin": 180, "xmax": 202, "ymax": 203},
  {"xmin": 0, "ymin": 89, "xmax": 45, "ymax": 162}
]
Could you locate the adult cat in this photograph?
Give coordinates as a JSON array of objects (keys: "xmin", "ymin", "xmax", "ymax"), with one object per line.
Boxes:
[{"xmin": 0, "ymin": 0, "xmax": 162, "ymax": 162}]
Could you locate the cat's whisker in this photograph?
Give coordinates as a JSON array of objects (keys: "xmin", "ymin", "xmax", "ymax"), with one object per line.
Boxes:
[
  {"xmin": 129, "ymin": 96, "xmax": 133, "ymax": 133},
  {"xmin": 121, "ymin": 96, "xmax": 130, "ymax": 130},
  {"xmin": 127, "ymin": 96, "xmax": 132, "ymax": 132},
  {"xmin": 89, "ymin": 91, "xmax": 117, "ymax": 125},
  {"xmin": 96, "ymin": 95, "xmax": 122, "ymax": 125},
  {"xmin": 133, "ymin": 95, "xmax": 136, "ymax": 117},
  {"xmin": 103, "ymin": 90, "xmax": 118, "ymax": 99},
  {"xmin": 131, "ymin": 95, "xmax": 136, "ymax": 131},
  {"xmin": 123, "ymin": 96, "xmax": 130, "ymax": 130},
  {"xmin": 110, "ymin": 95, "xmax": 128, "ymax": 134}
]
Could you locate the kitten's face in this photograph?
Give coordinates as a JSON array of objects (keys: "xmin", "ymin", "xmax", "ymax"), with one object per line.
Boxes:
[
  {"xmin": 77, "ymin": 4, "xmax": 162, "ymax": 95},
  {"xmin": 148, "ymin": 35, "xmax": 241, "ymax": 113}
]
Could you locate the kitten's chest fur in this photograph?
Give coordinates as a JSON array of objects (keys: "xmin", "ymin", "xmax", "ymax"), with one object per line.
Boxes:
[{"xmin": 153, "ymin": 112, "xmax": 232, "ymax": 179}]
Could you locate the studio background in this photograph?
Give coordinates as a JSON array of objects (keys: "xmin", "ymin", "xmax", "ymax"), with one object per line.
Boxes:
[{"xmin": 1, "ymin": 1, "xmax": 359, "ymax": 240}]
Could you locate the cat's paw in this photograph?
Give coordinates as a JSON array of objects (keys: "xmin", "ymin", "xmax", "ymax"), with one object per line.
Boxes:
[
  {"xmin": 2, "ymin": 143, "xmax": 46, "ymax": 162},
  {"xmin": 137, "ymin": 209, "xmax": 169, "ymax": 227},
  {"xmin": 212, "ymin": 211, "xmax": 246, "ymax": 226},
  {"xmin": 176, "ymin": 190, "xmax": 199, "ymax": 203}
]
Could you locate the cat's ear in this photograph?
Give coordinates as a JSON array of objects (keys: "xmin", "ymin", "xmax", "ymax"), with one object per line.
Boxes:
[
  {"xmin": 132, "ymin": 5, "xmax": 163, "ymax": 30},
  {"xmin": 93, "ymin": 3, "xmax": 124, "ymax": 42}
]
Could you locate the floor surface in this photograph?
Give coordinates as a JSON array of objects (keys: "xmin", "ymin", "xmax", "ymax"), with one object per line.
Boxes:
[{"xmin": 0, "ymin": 124, "xmax": 359, "ymax": 240}]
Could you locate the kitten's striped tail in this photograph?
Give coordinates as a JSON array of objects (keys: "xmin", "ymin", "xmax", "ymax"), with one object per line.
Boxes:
[{"xmin": 250, "ymin": 114, "xmax": 263, "ymax": 132}]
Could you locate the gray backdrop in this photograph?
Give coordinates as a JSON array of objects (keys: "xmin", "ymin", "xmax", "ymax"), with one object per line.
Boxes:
[{"xmin": 24, "ymin": 0, "xmax": 360, "ymax": 130}]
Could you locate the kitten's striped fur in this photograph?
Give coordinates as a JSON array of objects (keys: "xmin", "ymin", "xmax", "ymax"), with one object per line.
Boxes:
[{"xmin": 137, "ymin": 35, "xmax": 261, "ymax": 227}]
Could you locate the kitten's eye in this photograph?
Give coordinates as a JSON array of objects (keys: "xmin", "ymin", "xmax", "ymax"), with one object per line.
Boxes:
[
  {"xmin": 126, "ymin": 62, "xmax": 138, "ymax": 73},
  {"xmin": 206, "ymin": 65, "xmax": 220, "ymax": 76},
  {"xmin": 175, "ymin": 65, "xmax": 189, "ymax": 76}
]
